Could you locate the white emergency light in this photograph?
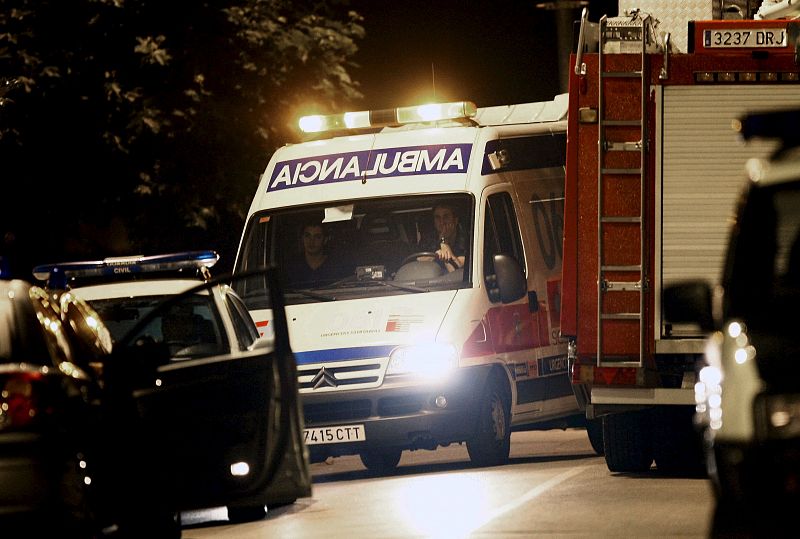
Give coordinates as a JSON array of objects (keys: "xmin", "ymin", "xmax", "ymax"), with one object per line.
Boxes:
[{"xmin": 298, "ymin": 101, "xmax": 478, "ymax": 134}]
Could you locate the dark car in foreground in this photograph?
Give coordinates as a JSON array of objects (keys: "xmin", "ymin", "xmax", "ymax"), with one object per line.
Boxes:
[
  {"xmin": 2, "ymin": 263, "xmax": 308, "ymax": 537},
  {"xmin": 32, "ymin": 251, "xmax": 311, "ymax": 524},
  {"xmin": 0, "ymin": 279, "xmax": 111, "ymax": 537},
  {"xmin": 665, "ymin": 108, "xmax": 800, "ymax": 537}
]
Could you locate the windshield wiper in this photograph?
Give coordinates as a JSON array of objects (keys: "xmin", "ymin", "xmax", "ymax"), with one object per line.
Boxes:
[
  {"xmin": 375, "ymin": 280, "xmax": 430, "ymax": 293},
  {"xmin": 323, "ymin": 276, "xmax": 429, "ymax": 294},
  {"xmin": 285, "ymin": 288, "xmax": 337, "ymax": 302}
]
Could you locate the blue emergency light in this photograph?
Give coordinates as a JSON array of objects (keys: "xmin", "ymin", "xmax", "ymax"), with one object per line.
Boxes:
[
  {"xmin": 32, "ymin": 250, "xmax": 219, "ymax": 289},
  {"xmin": 299, "ymin": 101, "xmax": 478, "ymax": 134}
]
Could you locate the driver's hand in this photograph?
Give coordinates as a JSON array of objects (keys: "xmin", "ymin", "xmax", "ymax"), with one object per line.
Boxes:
[{"xmin": 436, "ymin": 243, "xmax": 461, "ymax": 268}]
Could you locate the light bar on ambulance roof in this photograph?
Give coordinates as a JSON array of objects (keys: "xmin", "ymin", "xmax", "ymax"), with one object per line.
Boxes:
[
  {"xmin": 32, "ymin": 250, "xmax": 219, "ymax": 289},
  {"xmin": 298, "ymin": 101, "xmax": 478, "ymax": 134}
]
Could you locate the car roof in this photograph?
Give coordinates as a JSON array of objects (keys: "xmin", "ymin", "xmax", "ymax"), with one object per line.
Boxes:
[
  {"xmin": 746, "ymin": 148, "xmax": 800, "ymax": 188},
  {"xmin": 73, "ymin": 279, "xmax": 213, "ymax": 301},
  {"xmin": 32, "ymin": 250, "xmax": 219, "ymax": 290},
  {"xmin": 737, "ymin": 107, "xmax": 800, "ymax": 189},
  {"xmin": 738, "ymin": 108, "xmax": 800, "ymax": 151}
]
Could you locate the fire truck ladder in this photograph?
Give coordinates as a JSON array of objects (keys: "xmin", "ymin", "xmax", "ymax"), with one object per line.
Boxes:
[{"xmin": 596, "ymin": 13, "xmax": 649, "ymax": 367}]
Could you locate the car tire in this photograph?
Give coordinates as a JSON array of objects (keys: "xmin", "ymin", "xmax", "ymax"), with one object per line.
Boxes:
[
  {"xmin": 227, "ymin": 504, "xmax": 267, "ymax": 523},
  {"xmin": 603, "ymin": 410, "xmax": 654, "ymax": 473},
  {"xmin": 586, "ymin": 417, "xmax": 604, "ymax": 455},
  {"xmin": 467, "ymin": 376, "xmax": 511, "ymax": 468},
  {"xmin": 359, "ymin": 447, "xmax": 403, "ymax": 473}
]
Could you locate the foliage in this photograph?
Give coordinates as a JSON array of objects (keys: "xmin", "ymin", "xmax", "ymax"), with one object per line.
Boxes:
[{"xmin": 0, "ymin": 0, "xmax": 364, "ymax": 275}]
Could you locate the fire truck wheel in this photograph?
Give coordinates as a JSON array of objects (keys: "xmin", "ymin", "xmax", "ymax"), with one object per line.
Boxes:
[
  {"xmin": 602, "ymin": 410, "xmax": 654, "ymax": 473},
  {"xmin": 586, "ymin": 417, "xmax": 604, "ymax": 455},
  {"xmin": 467, "ymin": 377, "xmax": 511, "ymax": 467},
  {"xmin": 359, "ymin": 447, "xmax": 403, "ymax": 474}
]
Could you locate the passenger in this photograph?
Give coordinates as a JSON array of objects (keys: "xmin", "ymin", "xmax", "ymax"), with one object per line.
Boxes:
[
  {"xmin": 287, "ymin": 222, "xmax": 347, "ymax": 286},
  {"xmin": 160, "ymin": 305, "xmax": 204, "ymax": 357},
  {"xmin": 420, "ymin": 203, "xmax": 466, "ymax": 271}
]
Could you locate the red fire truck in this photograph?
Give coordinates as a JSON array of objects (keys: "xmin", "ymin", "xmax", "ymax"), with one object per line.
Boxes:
[{"xmin": 562, "ymin": 1, "xmax": 800, "ymax": 473}]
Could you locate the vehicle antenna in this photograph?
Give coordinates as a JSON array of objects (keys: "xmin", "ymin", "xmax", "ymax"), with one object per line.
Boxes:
[{"xmin": 431, "ymin": 63, "xmax": 436, "ymax": 101}]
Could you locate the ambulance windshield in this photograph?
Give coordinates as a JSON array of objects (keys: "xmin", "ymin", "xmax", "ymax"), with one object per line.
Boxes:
[{"xmin": 234, "ymin": 194, "xmax": 474, "ymax": 305}]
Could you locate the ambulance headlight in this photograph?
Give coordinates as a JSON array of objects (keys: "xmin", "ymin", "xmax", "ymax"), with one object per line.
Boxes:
[{"xmin": 387, "ymin": 344, "xmax": 457, "ymax": 379}]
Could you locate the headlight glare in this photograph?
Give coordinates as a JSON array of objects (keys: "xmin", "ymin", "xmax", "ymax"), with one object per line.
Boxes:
[{"xmin": 387, "ymin": 344, "xmax": 457, "ymax": 379}]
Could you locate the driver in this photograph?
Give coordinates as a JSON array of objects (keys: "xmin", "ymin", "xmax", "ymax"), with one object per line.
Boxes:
[{"xmin": 420, "ymin": 203, "xmax": 466, "ymax": 271}]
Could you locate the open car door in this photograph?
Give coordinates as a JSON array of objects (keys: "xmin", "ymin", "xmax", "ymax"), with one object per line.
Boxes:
[{"xmin": 103, "ymin": 267, "xmax": 310, "ymax": 533}]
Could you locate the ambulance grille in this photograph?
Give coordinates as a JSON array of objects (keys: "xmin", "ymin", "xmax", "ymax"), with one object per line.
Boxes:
[
  {"xmin": 304, "ymin": 400, "xmax": 371, "ymax": 424},
  {"xmin": 297, "ymin": 358, "xmax": 388, "ymax": 392}
]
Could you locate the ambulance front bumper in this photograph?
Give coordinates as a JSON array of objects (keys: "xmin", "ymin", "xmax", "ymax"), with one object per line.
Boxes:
[{"xmin": 300, "ymin": 364, "xmax": 491, "ymax": 460}]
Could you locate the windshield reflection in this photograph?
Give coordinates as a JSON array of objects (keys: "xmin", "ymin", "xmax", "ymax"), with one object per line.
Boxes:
[{"xmin": 235, "ymin": 194, "xmax": 474, "ymax": 306}]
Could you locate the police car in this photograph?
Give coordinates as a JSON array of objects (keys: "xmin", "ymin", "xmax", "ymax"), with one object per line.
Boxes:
[
  {"xmin": 33, "ymin": 251, "xmax": 260, "ymax": 360},
  {"xmin": 665, "ymin": 108, "xmax": 800, "ymax": 535},
  {"xmin": 32, "ymin": 251, "xmax": 311, "ymax": 526}
]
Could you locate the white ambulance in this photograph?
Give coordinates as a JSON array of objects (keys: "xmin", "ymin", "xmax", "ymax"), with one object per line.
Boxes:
[{"xmin": 233, "ymin": 94, "xmax": 585, "ymax": 471}]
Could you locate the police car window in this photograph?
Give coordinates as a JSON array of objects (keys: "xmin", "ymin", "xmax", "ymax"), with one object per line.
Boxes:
[
  {"xmin": 91, "ymin": 294, "xmax": 227, "ymax": 359},
  {"xmin": 225, "ymin": 289, "xmax": 259, "ymax": 349},
  {"xmin": 90, "ymin": 297, "xmax": 163, "ymax": 342},
  {"xmin": 774, "ymin": 187, "xmax": 800, "ymax": 281},
  {"xmin": 726, "ymin": 184, "xmax": 800, "ymax": 327}
]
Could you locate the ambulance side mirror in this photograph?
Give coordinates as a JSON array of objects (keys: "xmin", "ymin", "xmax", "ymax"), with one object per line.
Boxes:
[{"xmin": 492, "ymin": 254, "xmax": 527, "ymax": 304}]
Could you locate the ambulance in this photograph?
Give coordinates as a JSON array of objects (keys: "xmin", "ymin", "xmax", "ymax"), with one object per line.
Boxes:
[{"xmin": 232, "ymin": 94, "xmax": 585, "ymax": 471}]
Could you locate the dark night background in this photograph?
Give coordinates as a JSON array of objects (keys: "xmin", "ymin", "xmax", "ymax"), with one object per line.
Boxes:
[
  {"xmin": 0, "ymin": 0, "xmax": 617, "ymax": 280},
  {"xmin": 352, "ymin": 0, "xmax": 619, "ymax": 108}
]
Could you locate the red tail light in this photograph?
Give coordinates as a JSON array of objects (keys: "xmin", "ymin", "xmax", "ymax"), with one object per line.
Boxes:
[
  {"xmin": 0, "ymin": 371, "xmax": 51, "ymax": 431},
  {"xmin": 570, "ymin": 363, "xmax": 640, "ymax": 386}
]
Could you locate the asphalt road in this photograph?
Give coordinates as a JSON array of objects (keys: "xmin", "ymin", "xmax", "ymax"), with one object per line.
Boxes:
[{"xmin": 182, "ymin": 428, "xmax": 715, "ymax": 538}]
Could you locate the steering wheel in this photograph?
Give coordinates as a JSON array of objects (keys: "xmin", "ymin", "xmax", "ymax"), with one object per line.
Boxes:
[
  {"xmin": 163, "ymin": 340, "xmax": 189, "ymax": 355},
  {"xmin": 400, "ymin": 251, "xmax": 445, "ymax": 267}
]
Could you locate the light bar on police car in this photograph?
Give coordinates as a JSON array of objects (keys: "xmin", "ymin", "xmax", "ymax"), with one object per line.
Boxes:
[
  {"xmin": 298, "ymin": 101, "xmax": 478, "ymax": 134},
  {"xmin": 32, "ymin": 250, "xmax": 219, "ymax": 287}
]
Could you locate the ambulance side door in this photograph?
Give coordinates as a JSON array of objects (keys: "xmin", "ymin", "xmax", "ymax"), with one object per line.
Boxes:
[
  {"xmin": 511, "ymin": 166, "xmax": 575, "ymax": 418},
  {"xmin": 481, "ymin": 186, "xmax": 547, "ymax": 417}
]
